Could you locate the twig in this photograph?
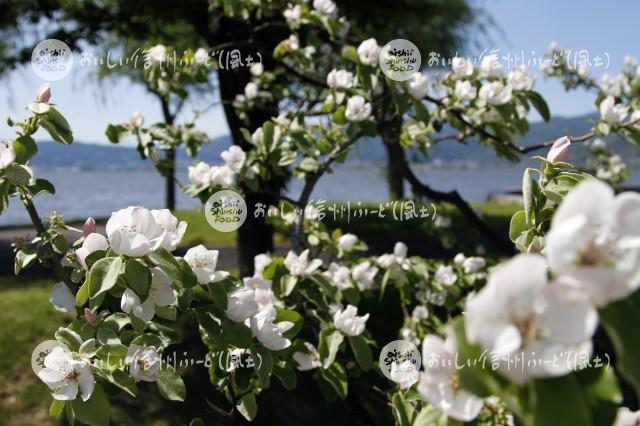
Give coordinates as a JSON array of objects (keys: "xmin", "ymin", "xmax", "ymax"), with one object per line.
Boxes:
[
  {"xmin": 401, "ymin": 161, "xmax": 515, "ymax": 254},
  {"xmin": 291, "ymin": 131, "xmax": 364, "ymax": 251},
  {"xmin": 20, "ymin": 191, "xmax": 74, "ymax": 291}
]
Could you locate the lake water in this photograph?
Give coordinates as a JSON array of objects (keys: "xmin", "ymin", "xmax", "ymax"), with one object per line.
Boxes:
[{"xmin": 1, "ymin": 165, "xmax": 638, "ymax": 226}]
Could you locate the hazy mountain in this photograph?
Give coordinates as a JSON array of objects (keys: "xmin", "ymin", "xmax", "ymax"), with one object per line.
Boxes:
[{"xmin": 29, "ymin": 113, "xmax": 640, "ymax": 170}]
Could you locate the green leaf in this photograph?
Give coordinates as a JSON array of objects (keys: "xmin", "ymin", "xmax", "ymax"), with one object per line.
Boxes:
[
  {"xmin": 600, "ymin": 289, "xmax": 640, "ymax": 399},
  {"xmin": 221, "ymin": 318, "xmax": 253, "ymax": 348},
  {"xmin": 413, "ymin": 405, "xmax": 448, "ymax": 426},
  {"xmin": 71, "ymin": 385, "xmax": 110, "ymax": 426},
  {"xmin": 49, "ymin": 400, "xmax": 65, "ymax": 418},
  {"xmin": 508, "ymin": 210, "xmax": 528, "ymax": 242},
  {"xmin": 341, "ymin": 45, "xmax": 358, "ymax": 63},
  {"xmin": 275, "ymin": 309, "xmax": 303, "ymax": 339},
  {"xmin": 148, "ymin": 248, "xmax": 182, "ymax": 287},
  {"xmin": 237, "ymin": 392, "xmax": 258, "ymax": 421},
  {"xmin": 124, "ymin": 259, "xmax": 151, "ymax": 298},
  {"xmin": 413, "ymin": 99, "xmax": 430, "ymax": 123},
  {"xmin": 319, "ymin": 362, "xmax": 348, "ymax": 400},
  {"xmin": 5, "ymin": 164, "xmax": 33, "ymax": 185},
  {"xmin": 28, "ymin": 178, "xmax": 55, "ymax": 196},
  {"xmin": 348, "ymin": 335, "xmax": 373, "ymax": 371},
  {"xmin": 391, "ymin": 392, "xmax": 413, "ymax": 426},
  {"xmin": 575, "ymin": 366, "xmax": 621, "ymax": 426},
  {"xmin": 281, "ymin": 275, "xmax": 298, "ymax": 297},
  {"xmin": 95, "ymin": 343, "xmax": 128, "ymax": 371},
  {"xmin": 525, "ymin": 90, "xmax": 550, "ymax": 122},
  {"xmin": 253, "ymin": 345, "xmax": 273, "ymax": 386},
  {"xmin": 55, "ymin": 327, "xmax": 82, "ymax": 352},
  {"xmin": 76, "ymin": 280, "xmax": 89, "ymax": 306},
  {"xmin": 532, "ymin": 375, "xmax": 592, "ymax": 426},
  {"xmin": 13, "ymin": 135, "xmax": 38, "ymax": 163},
  {"xmin": 88, "ymin": 257, "xmax": 124, "ymax": 298},
  {"xmin": 157, "ymin": 367, "xmax": 186, "ymax": 401},
  {"xmin": 273, "ymin": 360, "xmax": 297, "ymax": 390},
  {"xmin": 41, "ymin": 107, "xmax": 73, "ymax": 144},
  {"xmin": 108, "ymin": 369, "xmax": 138, "ymax": 397},
  {"xmin": 522, "ymin": 169, "xmax": 534, "ymax": 224},
  {"xmin": 318, "ymin": 328, "xmax": 344, "ymax": 369},
  {"xmin": 105, "ymin": 124, "xmax": 130, "ymax": 143}
]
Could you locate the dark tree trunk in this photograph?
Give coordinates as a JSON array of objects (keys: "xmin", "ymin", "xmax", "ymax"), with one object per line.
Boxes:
[
  {"xmin": 165, "ymin": 148, "xmax": 176, "ymax": 211},
  {"xmin": 373, "ymin": 82, "xmax": 405, "ymax": 200},
  {"xmin": 213, "ymin": 15, "xmax": 287, "ymax": 276},
  {"xmin": 160, "ymin": 97, "xmax": 176, "ymax": 211},
  {"xmin": 382, "ymin": 132, "xmax": 405, "ymax": 200}
]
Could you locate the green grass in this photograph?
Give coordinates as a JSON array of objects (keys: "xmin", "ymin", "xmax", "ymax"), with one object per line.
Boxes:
[{"xmin": 0, "ymin": 277, "xmax": 64, "ymax": 426}]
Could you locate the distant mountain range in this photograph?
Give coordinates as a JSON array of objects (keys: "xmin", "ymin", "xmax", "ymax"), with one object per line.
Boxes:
[{"xmin": 29, "ymin": 113, "xmax": 640, "ymax": 171}]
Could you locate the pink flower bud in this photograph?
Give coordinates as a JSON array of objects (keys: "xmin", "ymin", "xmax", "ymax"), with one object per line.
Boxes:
[
  {"xmin": 83, "ymin": 217, "xmax": 96, "ymax": 236},
  {"xmin": 36, "ymin": 83, "xmax": 51, "ymax": 103},
  {"xmin": 84, "ymin": 308, "xmax": 97, "ymax": 324},
  {"xmin": 527, "ymin": 243, "xmax": 540, "ymax": 254},
  {"xmin": 546, "ymin": 136, "xmax": 570, "ymax": 163}
]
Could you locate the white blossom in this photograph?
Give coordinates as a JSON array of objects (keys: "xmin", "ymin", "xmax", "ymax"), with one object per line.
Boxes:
[
  {"xmin": 284, "ymin": 249, "xmax": 322, "ymax": 277},
  {"xmin": 226, "ymin": 288, "xmax": 260, "ymax": 322},
  {"xmin": 188, "ymin": 162, "xmax": 211, "ymax": 186},
  {"xmin": 125, "ymin": 345, "xmax": 162, "ymax": 382},
  {"xmin": 284, "ymin": 4, "xmax": 302, "ymax": 28},
  {"xmin": 148, "ymin": 44, "xmax": 166, "ymax": 63},
  {"xmin": 194, "ymin": 48, "xmax": 209, "ymax": 64},
  {"xmin": 345, "ymin": 95, "xmax": 372, "ymax": 122},
  {"xmin": 208, "ymin": 165, "xmax": 235, "ymax": 187},
  {"xmin": 106, "ymin": 206, "xmax": 165, "ymax": 257},
  {"xmin": 418, "ymin": 335, "xmax": 483, "ymax": 422},
  {"xmin": 313, "ymin": 0, "xmax": 337, "ymax": 16},
  {"xmin": 151, "ymin": 209, "xmax": 187, "ymax": 252},
  {"xmin": 465, "ymin": 254, "xmax": 598, "ymax": 383},
  {"xmin": 453, "ymin": 253, "xmax": 466, "ymax": 264},
  {"xmin": 546, "ymin": 179, "xmax": 640, "ymax": 306},
  {"xmin": 377, "ymin": 242, "xmax": 410, "ymax": 269},
  {"xmin": 0, "ymin": 140, "xmax": 16, "ymax": 170},
  {"xmin": 36, "ymin": 83, "xmax": 51, "ymax": 103},
  {"xmin": 184, "ymin": 244, "xmax": 228, "ymax": 284},
  {"xmin": 244, "ymin": 82, "xmax": 258, "ymax": 100},
  {"xmin": 451, "ymin": 57, "xmax": 473, "ymax": 76},
  {"xmin": 435, "ymin": 265, "xmax": 457, "ymax": 286},
  {"xmin": 412, "ymin": 305, "xmax": 429, "ymax": 321},
  {"xmin": 614, "ymin": 407, "xmax": 640, "ymax": 426},
  {"xmin": 480, "ymin": 53, "xmax": 503, "ymax": 77},
  {"xmin": 287, "ymin": 34, "xmax": 299, "ymax": 51},
  {"xmin": 357, "ymin": 38, "xmax": 380, "ymax": 66},
  {"xmin": 327, "ymin": 69, "xmax": 354, "ymax": 89},
  {"xmin": 121, "ymin": 267, "xmax": 176, "ymax": 322},
  {"xmin": 50, "ymin": 282, "xmax": 76, "ymax": 314},
  {"xmin": 390, "ymin": 360, "xmax": 420, "ymax": 389},
  {"xmin": 337, "ymin": 233, "xmax": 358, "ymax": 252},
  {"xmin": 546, "ymin": 136, "xmax": 570, "ymax": 163},
  {"xmin": 478, "ymin": 81, "xmax": 513, "ymax": 105},
  {"xmin": 324, "ymin": 262, "xmax": 352, "ymax": 290},
  {"xmin": 249, "ymin": 62, "xmax": 263, "ymax": 76},
  {"xmin": 221, "ymin": 145, "xmax": 246, "ymax": 173},
  {"xmin": 406, "ymin": 73, "xmax": 429, "ymax": 99},
  {"xmin": 38, "ymin": 347, "xmax": 94, "ymax": 401},
  {"xmin": 128, "ymin": 111, "xmax": 144, "ymax": 128},
  {"xmin": 600, "ymin": 96, "xmax": 628, "ymax": 124},
  {"xmin": 507, "ymin": 66, "xmax": 535, "ymax": 91},
  {"xmin": 352, "ymin": 261, "xmax": 378, "ymax": 290},
  {"xmin": 293, "ymin": 342, "xmax": 321, "ymax": 370},
  {"xmin": 454, "ymin": 80, "xmax": 476, "ymax": 103},
  {"xmin": 249, "ymin": 306, "xmax": 293, "ymax": 350},
  {"xmin": 76, "ymin": 233, "xmax": 108, "ymax": 270},
  {"xmin": 462, "ymin": 257, "xmax": 485, "ymax": 274},
  {"xmin": 334, "ymin": 304, "xmax": 369, "ymax": 336},
  {"xmin": 254, "ymin": 253, "xmax": 273, "ymax": 275}
]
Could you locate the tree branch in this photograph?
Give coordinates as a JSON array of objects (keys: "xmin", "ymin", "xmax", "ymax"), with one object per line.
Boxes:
[{"xmin": 401, "ymin": 161, "xmax": 515, "ymax": 254}]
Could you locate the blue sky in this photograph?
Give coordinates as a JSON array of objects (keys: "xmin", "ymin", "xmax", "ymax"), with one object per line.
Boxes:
[{"xmin": 1, "ymin": 0, "xmax": 638, "ymax": 144}]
